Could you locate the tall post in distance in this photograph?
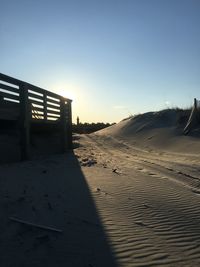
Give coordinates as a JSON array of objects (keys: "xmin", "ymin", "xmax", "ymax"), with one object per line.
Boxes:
[{"xmin": 77, "ymin": 116, "xmax": 80, "ymax": 126}]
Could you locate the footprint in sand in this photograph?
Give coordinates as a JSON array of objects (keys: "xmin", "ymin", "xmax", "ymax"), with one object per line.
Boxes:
[
  {"xmin": 148, "ymin": 172, "xmax": 157, "ymax": 176},
  {"xmin": 136, "ymin": 167, "xmax": 143, "ymax": 171}
]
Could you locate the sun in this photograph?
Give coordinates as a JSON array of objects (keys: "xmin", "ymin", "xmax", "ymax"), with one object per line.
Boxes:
[{"xmin": 51, "ymin": 83, "xmax": 77, "ymax": 101}]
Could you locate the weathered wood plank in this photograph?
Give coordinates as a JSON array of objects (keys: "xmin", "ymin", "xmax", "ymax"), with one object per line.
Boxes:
[
  {"xmin": 60, "ymin": 97, "xmax": 67, "ymax": 152},
  {"xmin": 47, "ymin": 112, "xmax": 60, "ymax": 119},
  {"xmin": 31, "ymin": 104, "xmax": 44, "ymax": 110},
  {"xmin": 43, "ymin": 92, "xmax": 47, "ymax": 121},
  {"xmin": 29, "ymin": 99, "xmax": 44, "ymax": 106},
  {"xmin": 47, "ymin": 108, "xmax": 60, "ymax": 114},
  {"xmin": 66, "ymin": 100, "xmax": 73, "ymax": 149},
  {"xmin": 19, "ymin": 83, "xmax": 30, "ymax": 160},
  {"xmin": 32, "ymin": 108, "xmax": 44, "ymax": 115},
  {"xmin": 28, "ymin": 92, "xmax": 44, "ymax": 101},
  {"xmin": 0, "ymin": 83, "xmax": 19, "ymax": 93},
  {"xmin": 0, "ymin": 91, "xmax": 19, "ymax": 101},
  {"xmin": 47, "ymin": 97, "xmax": 60, "ymax": 105},
  {"xmin": 47, "ymin": 102, "xmax": 60, "ymax": 109}
]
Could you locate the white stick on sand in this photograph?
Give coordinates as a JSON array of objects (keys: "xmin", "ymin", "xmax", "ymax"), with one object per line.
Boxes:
[{"xmin": 9, "ymin": 217, "xmax": 62, "ymax": 233}]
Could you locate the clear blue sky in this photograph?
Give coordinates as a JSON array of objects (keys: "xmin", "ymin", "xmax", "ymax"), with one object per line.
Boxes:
[{"xmin": 1, "ymin": 0, "xmax": 200, "ymax": 123}]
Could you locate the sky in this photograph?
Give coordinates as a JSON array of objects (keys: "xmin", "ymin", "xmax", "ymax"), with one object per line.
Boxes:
[{"xmin": 1, "ymin": 0, "xmax": 200, "ymax": 123}]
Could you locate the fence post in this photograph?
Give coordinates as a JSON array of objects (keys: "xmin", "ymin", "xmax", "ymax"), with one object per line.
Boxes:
[
  {"xmin": 60, "ymin": 97, "xmax": 67, "ymax": 152},
  {"xmin": 43, "ymin": 92, "xmax": 47, "ymax": 121},
  {"xmin": 194, "ymin": 98, "xmax": 197, "ymax": 109},
  {"xmin": 67, "ymin": 100, "xmax": 73, "ymax": 149},
  {"xmin": 19, "ymin": 83, "xmax": 30, "ymax": 160}
]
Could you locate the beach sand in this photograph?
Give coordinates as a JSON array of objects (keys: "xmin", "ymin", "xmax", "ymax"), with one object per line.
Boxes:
[{"xmin": 1, "ymin": 110, "xmax": 200, "ymax": 266}]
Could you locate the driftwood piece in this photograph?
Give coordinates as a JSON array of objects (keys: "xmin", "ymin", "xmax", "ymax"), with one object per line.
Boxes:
[{"xmin": 9, "ymin": 216, "xmax": 62, "ymax": 233}]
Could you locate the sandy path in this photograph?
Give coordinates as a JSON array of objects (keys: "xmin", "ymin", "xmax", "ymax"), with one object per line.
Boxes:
[
  {"xmin": 85, "ymin": 134, "xmax": 200, "ymax": 192},
  {"xmin": 75, "ymin": 134, "xmax": 200, "ymax": 266}
]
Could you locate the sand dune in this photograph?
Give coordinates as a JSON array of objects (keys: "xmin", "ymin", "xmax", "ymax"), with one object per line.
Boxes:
[
  {"xmin": 0, "ymin": 109, "xmax": 200, "ymax": 266},
  {"xmin": 97, "ymin": 109, "xmax": 200, "ymax": 154}
]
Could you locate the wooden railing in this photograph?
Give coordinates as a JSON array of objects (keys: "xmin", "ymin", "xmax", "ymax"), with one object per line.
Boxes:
[{"xmin": 0, "ymin": 73, "xmax": 72, "ymax": 160}]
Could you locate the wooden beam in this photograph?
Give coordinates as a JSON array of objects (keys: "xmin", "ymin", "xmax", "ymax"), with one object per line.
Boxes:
[
  {"xmin": 0, "ymin": 83, "xmax": 19, "ymax": 93},
  {"xmin": 28, "ymin": 92, "xmax": 44, "ymax": 101},
  {"xmin": 19, "ymin": 83, "xmax": 30, "ymax": 160},
  {"xmin": 43, "ymin": 91, "xmax": 47, "ymax": 121},
  {"xmin": 60, "ymin": 97, "xmax": 67, "ymax": 152},
  {"xmin": 46, "ymin": 102, "xmax": 60, "ymax": 109},
  {"xmin": 0, "ymin": 91, "xmax": 19, "ymax": 101},
  {"xmin": 67, "ymin": 100, "xmax": 73, "ymax": 149}
]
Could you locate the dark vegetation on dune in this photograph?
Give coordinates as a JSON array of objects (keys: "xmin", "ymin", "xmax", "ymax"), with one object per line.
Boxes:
[{"xmin": 73, "ymin": 122, "xmax": 116, "ymax": 134}]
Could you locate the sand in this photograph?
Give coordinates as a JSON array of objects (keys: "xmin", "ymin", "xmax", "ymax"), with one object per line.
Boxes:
[{"xmin": 1, "ymin": 110, "xmax": 200, "ymax": 266}]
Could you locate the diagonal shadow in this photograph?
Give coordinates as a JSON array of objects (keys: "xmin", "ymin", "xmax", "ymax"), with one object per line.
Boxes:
[{"xmin": 0, "ymin": 151, "xmax": 119, "ymax": 267}]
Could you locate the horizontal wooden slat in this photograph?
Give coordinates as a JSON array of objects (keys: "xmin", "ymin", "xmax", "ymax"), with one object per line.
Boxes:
[
  {"xmin": 28, "ymin": 85, "xmax": 63, "ymax": 100},
  {"xmin": 32, "ymin": 113, "xmax": 44, "ymax": 118},
  {"xmin": 31, "ymin": 105, "xmax": 44, "ymax": 110},
  {"xmin": 32, "ymin": 107, "xmax": 44, "ymax": 113},
  {"xmin": 47, "ymin": 116, "xmax": 60, "ymax": 123},
  {"xmin": 28, "ymin": 92, "xmax": 44, "ymax": 101},
  {"xmin": 28, "ymin": 89, "xmax": 43, "ymax": 95},
  {"xmin": 29, "ymin": 99, "xmax": 44, "ymax": 107},
  {"xmin": 29, "ymin": 85, "xmax": 69, "ymax": 101},
  {"xmin": 0, "ymin": 91, "xmax": 19, "ymax": 101},
  {"xmin": 29, "ymin": 96, "xmax": 43, "ymax": 103},
  {"xmin": 0, "ymin": 83, "xmax": 19, "ymax": 94},
  {"xmin": 47, "ymin": 97, "xmax": 60, "ymax": 105},
  {"xmin": 28, "ymin": 84, "xmax": 46, "ymax": 95},
  {"xmin": 47, "ymin": 112, "xmax": 60, "ymax": 117},
  {"xmin": 47, "ymin": 94, "xmax": 60, "ymax": 102},
  {"xmin": 47, "ymin": 102, "xmax": 60, "ymax": 109},
  {"xmin": 32, "ymin": 115, "xmax": 44, "ymax": 122},
  {"xmin": 47, "ymin": 107, "xmax": 60, "ymax": 114}
]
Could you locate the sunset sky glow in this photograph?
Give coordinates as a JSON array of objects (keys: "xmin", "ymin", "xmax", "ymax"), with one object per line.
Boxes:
[{"xmin": 1, "ymin": 0, "xmax": 200, "ymax": 123}]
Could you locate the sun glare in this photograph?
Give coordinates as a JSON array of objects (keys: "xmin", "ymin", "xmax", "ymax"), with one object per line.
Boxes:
[{"xmin": 52, "ymin": 84, "xmax": 77, "ymax": 101}]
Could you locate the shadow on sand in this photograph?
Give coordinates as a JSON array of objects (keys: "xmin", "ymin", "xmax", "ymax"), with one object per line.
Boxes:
[{"xmin": 0, "ymin": 151, "xmax": 119, "ymax": 267}]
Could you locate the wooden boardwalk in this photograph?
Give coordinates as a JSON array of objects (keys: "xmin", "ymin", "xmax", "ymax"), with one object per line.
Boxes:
[{"xmin": 0, "ymin": 73, "xmax": 72, "ymax": 161}]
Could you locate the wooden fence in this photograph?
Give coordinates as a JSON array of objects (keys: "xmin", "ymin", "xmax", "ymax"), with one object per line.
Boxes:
[{"xmin": 0, "ymin": 73, "xmax": 72, "ymax": 160}]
